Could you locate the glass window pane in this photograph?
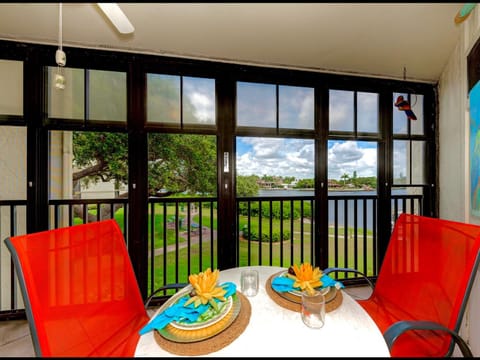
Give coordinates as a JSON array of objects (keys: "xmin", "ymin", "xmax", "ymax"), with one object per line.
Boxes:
[
  {"xmin": 393, "ymin": 92, "xmax": 409, "ymax": 134},
  {"xmin": 393, "ymin": 140, "xmax": 407, "ymax": 184},
  {"xmin": 329, "ymin": 89, "xmax": 354, "ymax": 132},
  {"xmin": 148, "ymin": 133, "xmax": 217, "ymax": 195},
  {"xmin": 49, "ymin": 130, "xmax": 128, "ymax": 227},
  {"xmin": 183, "ymin": 76, "xmax": 215, "ymax": 125},
  {"xmin": 50, "ymin": 130, "xmax": 129, "ymax": 200},
  {"xmin": 0, "ymin": 60, "xmax": 23, "ymax": 116},
  {"xmin": 88, "ymin": 70, "xmax": 126, "ymax": 122},
  {"xmin": 236, "ymin": 136, "xmax": 314, "ymax": 196},
  {"xmin": 393, "ymin": 140, "xmax": 426, "ymax": 185},
  {"xmin": 328, "ymin": 140, "xmax": 377, "ymax": 192},
  {"xmin": 237, "ymin": 82, "xmax": 276, "ymax": 128},
  {"xmin": 357, "ymin": 92, "xmax": 378, "ymax": 133},
  {"xmin": 411, "ymin": 140, "xmax": 426, "ymax": 184},
  {"xmin": 147, "ymin": 74, "xmax": 180, "ymax": 124},
  {"xmin": 47, "ymin": 66, "xmax": 85, "ymax": 120},
  {"xmin": 0, "ymin": 126, "xmax": 26, "ymax": 200},
  {"xmin": 49, "ymin": 130, "xmax": 73, "ymax": 201},
  {"xmin": 0, "ymin": 126, "xmax": 27, "ymax": 243},
  {"xmin": 327, "ymin": 140, "xmax": 378, "ymax": 234},
  {"xmin": 411, "ymin": 94, "xmax": 424, "ymax": 135},
  {"xmin": 279, "ymin": 85, "xmax": 314, "ymax": 130}
]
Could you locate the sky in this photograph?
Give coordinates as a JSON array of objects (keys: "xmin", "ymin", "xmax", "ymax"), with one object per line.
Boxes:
[
  {"xmin": 236, "ymin": 137, "xmax": 382, "ymax": 181},
  {"xmin": 180, "ymin": 78, "xmax": 415, "ymax": 181},
  {"xmin": 232, "ymin": 87, "xmax": 415, "ymax": 181}
]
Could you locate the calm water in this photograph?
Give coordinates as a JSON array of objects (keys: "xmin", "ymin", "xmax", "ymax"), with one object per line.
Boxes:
[
  {"xmin": 258, "ymin": 189, "xmax": 373, "ymax": 197},
  {"xmin": 257, "ymin": 189, "xmax": 407, "ymax": 229}
]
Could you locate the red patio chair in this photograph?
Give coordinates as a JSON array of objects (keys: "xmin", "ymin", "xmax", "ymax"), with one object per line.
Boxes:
[
  {"xmin": 325, "ymin": 213, "xmax": 479, "ymax": 357},
  {"xmin": 4, "ymin": 219, "xmax": 150, "ymax": 357}
]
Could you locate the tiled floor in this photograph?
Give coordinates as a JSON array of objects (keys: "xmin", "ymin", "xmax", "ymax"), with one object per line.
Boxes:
[
  {"xmin": 0, "ymin": 319, "xmax": 34, "ymax": 357},
  {"xmin": 0, "ymin": 286, "xmax": 372, "ymax": 357}
]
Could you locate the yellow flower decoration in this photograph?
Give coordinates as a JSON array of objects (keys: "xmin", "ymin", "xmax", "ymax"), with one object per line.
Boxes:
[
  {"xmin": 184, "ymin": 268, "xmax": 227, "ymax": 311},
  {"xmin": 286, "ymin": 262, "xmax": 323, "ymax": 295}
]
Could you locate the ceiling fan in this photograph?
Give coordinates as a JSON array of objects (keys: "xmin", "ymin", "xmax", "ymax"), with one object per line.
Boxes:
[
  {"xmin": 54, "ymin": 3, "xmax": 134, "ymax": 89},
  {"xmin": 96, "ymin": 3, "xmax": 135, "ymax": 35}
]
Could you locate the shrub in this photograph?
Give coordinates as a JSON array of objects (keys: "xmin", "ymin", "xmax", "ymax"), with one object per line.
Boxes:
[{"xmin": 242, "ymin": 226, "xmax": 290, "ymax": 242}]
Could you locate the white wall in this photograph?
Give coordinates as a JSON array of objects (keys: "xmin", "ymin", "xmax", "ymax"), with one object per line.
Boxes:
[{"xmin": 438, "ymin": 6, "xmax": 480, "ymax": 356}]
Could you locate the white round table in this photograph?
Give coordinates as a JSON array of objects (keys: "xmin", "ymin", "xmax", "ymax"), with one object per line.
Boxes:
[{"xmin": 135, "ymin": 265, "xmax": 391, "ymax": 357}]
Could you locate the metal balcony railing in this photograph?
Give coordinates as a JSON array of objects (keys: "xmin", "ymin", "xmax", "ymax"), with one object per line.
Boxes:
[{"xmin": 0, "ymin": 192, "xmax": 423, "ymax": 318}]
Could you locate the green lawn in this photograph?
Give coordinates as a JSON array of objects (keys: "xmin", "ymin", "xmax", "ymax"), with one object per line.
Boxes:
[{"xmin": 78, "ymin": 204, "xmax": 374, "ymax": 293}]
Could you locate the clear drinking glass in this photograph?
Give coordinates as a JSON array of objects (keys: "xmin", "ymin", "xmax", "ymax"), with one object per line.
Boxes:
[
  {"xmin": 301, "ymin": 290, "xmax": 326, "ymax": 328},
  {"xmin": 240, "ymin": 269, "xmax": 259, "ymax": 296}
]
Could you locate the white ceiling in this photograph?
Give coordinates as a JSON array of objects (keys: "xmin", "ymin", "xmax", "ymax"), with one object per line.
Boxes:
[{"xmin": 0, "ymin": 3, "xmax": 465, "ymax": 83}]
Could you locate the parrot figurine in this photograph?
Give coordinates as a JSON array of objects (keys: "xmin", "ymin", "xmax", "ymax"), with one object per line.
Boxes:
[
  {"xmin": 455, "ymin": 3, "xmax": 477, "ymax": 25},
  {"xmin": 394, "ymin": 95, "xmax": 417, "ymax": 120}
]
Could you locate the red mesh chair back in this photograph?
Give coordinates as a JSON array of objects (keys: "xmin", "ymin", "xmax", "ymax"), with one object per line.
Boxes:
[
  {"xmin": 358, "ymin": 213, "xmax": 480, "ymax": 357},
  {"xmin": 4, "ymin": 219, "xmax": 150, "ymax": 357}
]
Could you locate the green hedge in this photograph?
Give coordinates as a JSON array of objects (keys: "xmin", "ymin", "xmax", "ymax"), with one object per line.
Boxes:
[{"xmin": 241, "ymin": 227, "xmax": 291, "ymax": 242}]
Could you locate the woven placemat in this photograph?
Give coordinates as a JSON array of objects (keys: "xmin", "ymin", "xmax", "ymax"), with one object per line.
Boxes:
[
  {"xmin": 265, "ymin": 272, "xmax": 343, "ymax": 313},
  {"xmin": 153, "ymin": 292, "xmax": 251, "ymax": 356}
]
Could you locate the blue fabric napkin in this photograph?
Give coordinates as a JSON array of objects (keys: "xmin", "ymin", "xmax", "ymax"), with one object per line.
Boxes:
[
  {"xmin": 139, "ymin": 282, "xmax": 236, "ymax": 335},
  {"xmin": 271, "ymin": 273, "xmax": 344, "ymax": 293}
]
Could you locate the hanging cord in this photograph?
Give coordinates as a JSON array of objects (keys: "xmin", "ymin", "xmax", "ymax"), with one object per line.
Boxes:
[
  {"xmin": 58, "ymin": 3, "xmax": 62, "ymax": 51},
  {"xmin": 55, "ymin": 3, "xmax": 66, "ymax": 89},
  {"xmin": 403, "ymin": 66, "xmax": 417, "ymax": 107},
  {"xmin": 56, "ymin": 2, "xmax": 65, "ymax": 65}
]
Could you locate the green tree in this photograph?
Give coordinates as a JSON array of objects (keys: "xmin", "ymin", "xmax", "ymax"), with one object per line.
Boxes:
[
  {"xmin": 148, "ymin": 133, "xmax": 216, "ymax": 196},
  {"xmin": 236, "ymin": 175, "xmax": 260, "ymax": 196},
  {"xmin": 73, "ymin": 132, "xmax": 129, "ymax": 191},
  {"xmin": 360, "ymin": 176, "xmax": 377, "ymax": 188},
  {"xmin": 294, "ymin": 178, "xmax": 314, "ymax": 188},
  {"xmin": 72, "ymin": 132, "xmax": 216, "ymax": 220}
]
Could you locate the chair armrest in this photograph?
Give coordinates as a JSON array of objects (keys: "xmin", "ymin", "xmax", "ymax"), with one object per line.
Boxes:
[
  {"xmin": 383, "ymin": 320, "xmax": 473, "ymax": 357},
  {"xmin": 144, "ymin": 283, "xmax": 188, "ymax": 308},
  {"xmin": 323, "ymin": 267, "xmax": 375, "ymax": 290}
]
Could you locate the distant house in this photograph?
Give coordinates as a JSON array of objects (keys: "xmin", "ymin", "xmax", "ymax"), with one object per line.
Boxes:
[
  {"xmin": 328, "ymin": 180, "xmax": 341, "ymax": 188},
  {"xmin": 78, "ymin": 180, "xmax": 127, "ymax": 199}
]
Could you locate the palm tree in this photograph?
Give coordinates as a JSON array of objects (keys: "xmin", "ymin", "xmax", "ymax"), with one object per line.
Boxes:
[{"xmin": 340, "ymin": 173, "xmax": 350, "ymax": 186}]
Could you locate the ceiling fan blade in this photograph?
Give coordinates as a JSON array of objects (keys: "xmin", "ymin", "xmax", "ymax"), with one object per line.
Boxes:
[{"xmin": 97, "ymin": 3, "xmax": 134, "ymax": 34}]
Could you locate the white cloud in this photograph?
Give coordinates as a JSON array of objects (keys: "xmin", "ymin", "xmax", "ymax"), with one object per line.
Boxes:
[
  {"xmin": 329, "ymin": 141, "xmax": 363, "ymax": 163},
  {"xmin": 236, "ymin": 137, "xmax": 377, "ymax": 180},
  {"xmin": 237, "ymin": 138, "xmax": 314, "ymax": 178},
  {"xmin": 328, "ymin": 141, "xmax": 377, "ymax": 180},
  {"xmin": 189, "ymin": 92, "xmax": 213, "ymax": 122},
  {"xmin": 184, "ymin": 77, "xmax": 215, "ymax": 123}
]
